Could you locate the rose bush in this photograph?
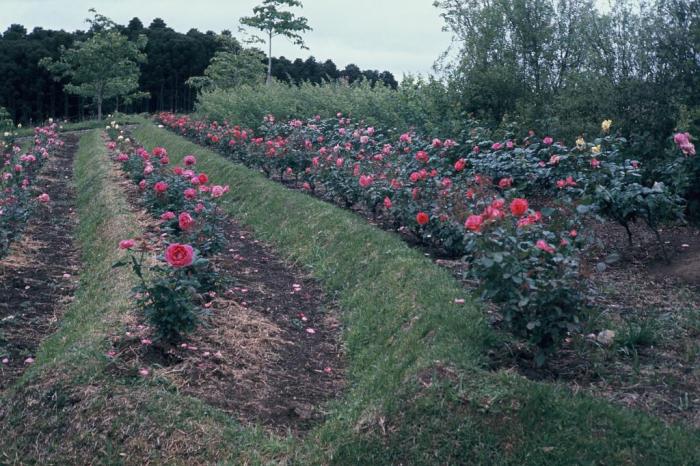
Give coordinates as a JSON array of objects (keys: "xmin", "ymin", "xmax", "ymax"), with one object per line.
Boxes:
[
  {"xmin": 108, "ymin": 128, "xmax": 231, "ymax": 342},
  {"xmin": 0, "ymin": 123, "xmax": 63, "ymax": 256},
  {"xmin": 116, "ymin": 238, "xmax": 207, "ymax": 342}
]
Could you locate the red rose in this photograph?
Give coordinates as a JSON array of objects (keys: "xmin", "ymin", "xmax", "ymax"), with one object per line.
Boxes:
[
  {"xmin": 198, "ymin": 173, "xmax": 209, "ymax": 184},
  {"xmin": 383, "ymin": 197, "xmax": 392, "ymax": 209},
  {"xmin": 416, "ymin": 212, "xmax": 430, "ymax": 225},
  {"xmin": 509, "ymin": 198, "xmax": 529, "ymax": 216},
  {"xmin": 165, "ymin": 243, "xmax": 194, "ymax": 268},
  {"xmin": 454, "ymin": 159, "xmax": 466, "ymax": 172},
  {"xmin": 184, "ymin": 188, "xmax": 197, "ymax": 200}
]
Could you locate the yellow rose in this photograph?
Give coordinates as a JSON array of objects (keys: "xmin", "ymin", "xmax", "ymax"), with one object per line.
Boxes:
[
  {"xmin": 601, "ymin": 119, "xmax": 612, "ymax": 133},
  {"xmin": 592, "ymin": 145, "xmax": 601, "ymax": 154},
  {"xmin": 576, "ymin": 137, "xmax": 586, "ymax": 150}
]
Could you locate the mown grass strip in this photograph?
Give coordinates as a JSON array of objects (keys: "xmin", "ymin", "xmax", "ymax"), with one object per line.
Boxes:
[{"xmin": 133, "ymin": 121, "xmax": 700, "ymax": 465}]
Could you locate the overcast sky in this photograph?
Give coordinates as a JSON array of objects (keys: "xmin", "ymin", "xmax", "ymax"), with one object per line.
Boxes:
[{"xmin": 2, "ymin": 0, "xmax": 453, "ymax": 79}]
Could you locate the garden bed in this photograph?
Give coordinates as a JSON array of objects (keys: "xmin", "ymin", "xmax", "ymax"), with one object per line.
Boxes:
[
  {"xmin": 2, "ymin": 124, "xmax": 697, "ymax": 465},
  {"xmin": 0, "ymin": 133, "xmax": 79, "ymax": 389},
  {"xmin": 104, "ymin": 131, "xmax": 345, "ymax": 433}
]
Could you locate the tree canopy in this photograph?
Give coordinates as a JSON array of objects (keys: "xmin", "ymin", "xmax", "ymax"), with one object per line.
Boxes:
[{"xmin": 240, "ymin": 0, "xmax": 312, "ymax": 84}]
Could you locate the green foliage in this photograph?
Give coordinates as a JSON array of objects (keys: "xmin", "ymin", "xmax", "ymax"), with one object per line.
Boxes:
[
  {"xmin": 118, "ymin": 252, "xmax": 204, "ymax": 342},
  {"xmin": 40, "ymin": 11, "xmax": 148, "ymax": 120},
  {"xmin": 195, "ymin": 78, "xmax": 462, "ymax": 135},
  {"xmin": 187, "ymin": 35, "xmax": 265, "ymax": 91},
  {"xmin": 435, "ymin": 0, "xmax": 700, "ymax": 154}
]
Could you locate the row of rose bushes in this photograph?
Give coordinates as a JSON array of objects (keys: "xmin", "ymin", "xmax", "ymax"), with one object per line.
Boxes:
[
  {"xmin": 105, "ymin": 123, "xmax": 230, "ymax": 342},
  {"xmin": 0, "ymin": 124, "xmax": 62, "ymax": 256},
  {"xmin": 156, "ymin": 112, "xmax": 693, "ymax": 362}
]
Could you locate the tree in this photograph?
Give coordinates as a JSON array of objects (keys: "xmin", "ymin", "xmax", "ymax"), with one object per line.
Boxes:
[
  {"xmin": 187, "ymin": 35, "xmax": 265, "ymax": 90},
  {"xmin": 240, "ymin": 0, "xmax": 312, "ymax": 85},
  {"xmin": 40, "ymin": 11, "xmax": 147, "ymax": 120}
]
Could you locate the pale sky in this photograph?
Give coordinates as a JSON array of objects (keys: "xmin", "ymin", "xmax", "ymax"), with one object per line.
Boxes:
[{"xmin": 2, "ymin": 0, "xmax": 453, "ymax": 79}]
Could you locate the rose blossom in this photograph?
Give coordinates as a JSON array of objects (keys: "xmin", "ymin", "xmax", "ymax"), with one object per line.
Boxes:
[
  {"xmin": 165, "ymin": 243, "xmax": 195, "ymax": 268},
  {"xmin": 359, "ymin": 175, "xmax": 373, "ymax": 187},
  {"xmin": 119, "ymin": 239, "xmax": 135, "ymax": 249},
  {"xmin": 536, "ymin": 239, "xmax": 555, "ymax": 253},
  {"xmin": 183, "ymin": 155, "xmax": 196, "ymax": 166},
  {"xmin": 178, "ymin": 212, "xmax": 195, "ymax": 230},
  {"xmin": 416, "ymin": 212, "xmax": 429, "ymax": 225},
  {"xmin": 211, "ymin": 185, "xmax": 229, "ymax": 198},
  {"xmin": 509, "ymin": 198, "xmax": 528, "ymax": 216},
  {"xmin": 154, "ymin": 181, "xmax": 168, "ymax": 193},
  {"xmin": 465, "ymin": 215, "xmax": 483, "ymax": 232}
]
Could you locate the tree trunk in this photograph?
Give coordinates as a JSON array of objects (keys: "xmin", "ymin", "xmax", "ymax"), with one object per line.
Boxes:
[
  {"xmin": 97, "ymin": 94, "xmax": 103, "ymax": 121},
  {"xmin": 267, "ymin": 31, "xmax": 273, "ymax": 85}
]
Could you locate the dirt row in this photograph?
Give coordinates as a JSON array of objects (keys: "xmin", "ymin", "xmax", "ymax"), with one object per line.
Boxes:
[
  {"xmin": 104, "ymin": 134, "xmax": 346, "ymax": 433},
  {"xmin": 0, "ymin": 133, "xmax": 81, "ymax": 390}
]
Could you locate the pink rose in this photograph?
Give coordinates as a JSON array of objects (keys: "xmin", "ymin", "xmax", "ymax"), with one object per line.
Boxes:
[
  {"xmin": 164, "ymin": 243, "xmax": 194, "ymax": 268},
  {"xmin": 211, "ymin": 185, "xmax": 229, "ymax": 198},
  {"xmin": 536, "ymin": 239, "xmax": 555, "ymax": 253},
  {"xmin": 154, "ymin": 181, "xmax": 168, "ymax": 193},
  {"xmin": 119, "ymin": 239, "xmax": 135, "ymax": 249},
  {"xmin": 465, "ymin": 215, "xmax": 483, "ymax": 232},
  {"xmin": 178, "ymin": 212, "xmax": 195, "ymax": 230},
  {"xmin": 359, "ymin": 175, "xmax": 373, "ymax": 188}
]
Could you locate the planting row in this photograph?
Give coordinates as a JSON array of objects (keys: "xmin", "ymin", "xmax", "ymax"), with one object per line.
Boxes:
[
  {"xmin": 157, "ymin": 112, "xmax": 695, "ymax": 362},
  {"xmin": 105, "ymin": 123, "xmax": 230, "ymax": 342},
  {"xmin": 0, "ymin": 124, "xmax": 63, "ymax": 256}
]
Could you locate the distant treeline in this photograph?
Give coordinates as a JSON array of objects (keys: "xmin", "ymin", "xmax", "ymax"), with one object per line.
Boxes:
[{"xmin": 0, "ymin": 17, "xmax": 397, "ymax": 124}]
